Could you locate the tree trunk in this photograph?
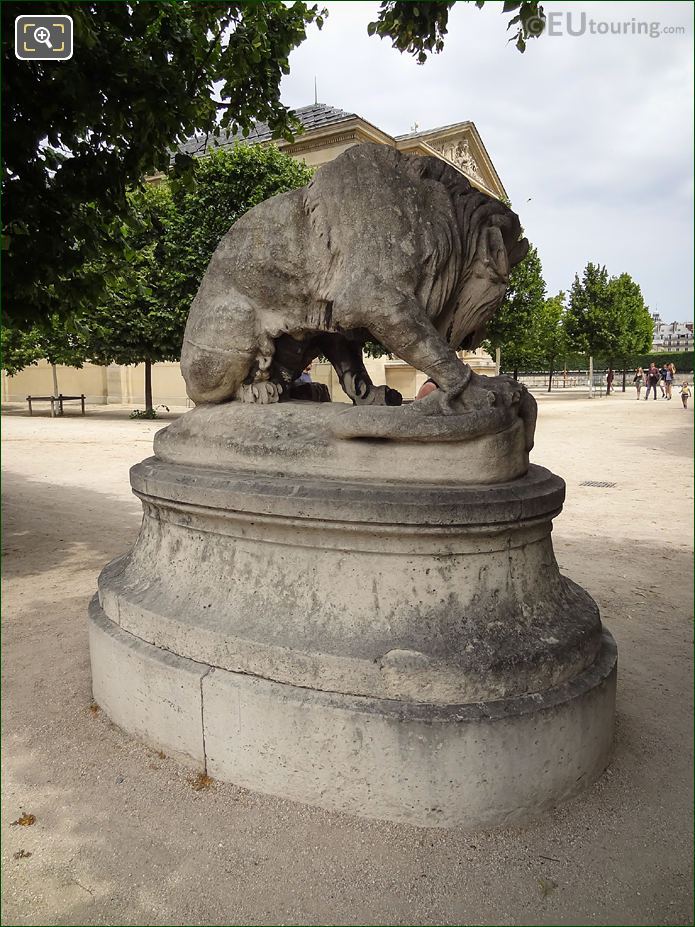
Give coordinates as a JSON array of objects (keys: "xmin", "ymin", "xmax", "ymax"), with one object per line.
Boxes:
[
  {"xmin": 144, "ymin": 359, "xmax": 153, "ymax": 413},
  {"xmin": 621, "ymin": 366, "xmax": 627, "ymax": 392},
  {"xmin": 606, "ymin": 358, "xmax": 613, "ymax": 395},
  {"xmin": 513, "ymin": 366, "xmax": 519, "ymax": 381},
  {"xmin": 547, "ymin": 359, "xmax": 555, "ymax": 393},
  {"xmin": 51, "ymin": 363, "xmax": 59, "ymax": 397}
]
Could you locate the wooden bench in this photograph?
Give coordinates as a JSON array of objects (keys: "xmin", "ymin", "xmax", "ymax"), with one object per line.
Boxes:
[{"xmin": 27, "ymin": 394, "xmax": 86, "ymax": 417}]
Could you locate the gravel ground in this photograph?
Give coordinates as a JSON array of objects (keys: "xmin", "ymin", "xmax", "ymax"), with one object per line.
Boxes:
[{"xmin": 1, "ymin": 391, "xmax": 693, "ymax": 926}]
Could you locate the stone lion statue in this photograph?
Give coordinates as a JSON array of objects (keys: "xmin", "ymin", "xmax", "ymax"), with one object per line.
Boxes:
[{"xmin": 181, "ymin": 143, "xmax": 529, "ymax": 418}]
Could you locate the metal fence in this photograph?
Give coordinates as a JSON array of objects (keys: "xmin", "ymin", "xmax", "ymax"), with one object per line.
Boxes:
[{"xmin": 513, "ymin": 370, "xmax": 594, "ymax": 393}]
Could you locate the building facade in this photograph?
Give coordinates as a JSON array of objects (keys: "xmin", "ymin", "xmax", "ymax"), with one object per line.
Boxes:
[{"xmin": 651, "ymin": 313, "xmax": 694, "ymax": 352}]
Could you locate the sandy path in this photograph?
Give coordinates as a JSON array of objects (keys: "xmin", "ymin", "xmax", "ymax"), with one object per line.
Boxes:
[{"xmin": 1, "ymin": 393, "xmax": 693, "ymax": 926}]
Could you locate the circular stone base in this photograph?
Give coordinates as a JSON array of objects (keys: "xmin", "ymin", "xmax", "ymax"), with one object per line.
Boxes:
[
  {"xmin": 89, "ymin": 597, "xmax": 616, "ymax": 829},
  {"xmin": 91, "ymin": 402, "xmax": 616, "ymax": 828}
]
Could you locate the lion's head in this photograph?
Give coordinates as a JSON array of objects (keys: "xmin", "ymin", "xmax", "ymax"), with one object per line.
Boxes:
[{"xmin": 412, "ymin": 157, "xmax": 528, "ymax": 351}]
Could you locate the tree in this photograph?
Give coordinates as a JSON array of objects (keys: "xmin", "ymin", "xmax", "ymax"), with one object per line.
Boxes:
[
  {"xmin": 368, "ymin": 1, "xmax": 547, "ymax": 58},
  {"xmin": 483, "ymin": 243, "xmax": 546, "ymax": 379},
  {"xmin": 607, "ymin": 273, "xmax": 653, "ymax": 391},
  {"xmin": 77, "ymin": 184, "xmax": 182, "ymax": 414},
  {"xmin": 1, "ymin": 314, "xmax": 89, "ymax": 395},
  {"xmin": 565, "ymin": 262, "xmax": 612, "ymax": 358},
  {"xmin": 4, "ymin": 0, "xmax": 550, "ymax": 330},
  {"xmin": 531, "ymin": 292, "xmax": 567, "ymax": 392},
  {"xmin": 3, "ymin": 146, "xmax": 315, "ymax": 411},
  {"xmin": 2, "ymin": 0, "xmax": 325, "ymax": 326},
  {"xmin": 566, "ymin": 264, "xmax": 652, "ymax": 392}
]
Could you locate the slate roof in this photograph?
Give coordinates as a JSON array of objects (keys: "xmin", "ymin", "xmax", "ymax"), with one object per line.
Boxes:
[{"xmin": 177, "ymin": 103, "xmax": 357, "ymax": 158}]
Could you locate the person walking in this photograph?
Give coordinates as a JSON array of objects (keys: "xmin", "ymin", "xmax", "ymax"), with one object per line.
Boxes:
[
  {"xmin": 680, "ymin": 381, "xmax": 691, "ymax": 409},
  {"xmin": 606, "ymin": 368, "xmax": 614, "ymax": 395},
  {"xmin": 633, "ymin": 367, "xmax": 644, "ymax": 399},
  {"xmin": 659, "ymin": 363, "xmax": 668, "ymax": 397},
  {"xmin": 665, "ymin": 363, "xmax": 676, "ymax": 400},
  {"xmin": 645, "ymin": 362, "xmax": 661, "ymax": 400}
]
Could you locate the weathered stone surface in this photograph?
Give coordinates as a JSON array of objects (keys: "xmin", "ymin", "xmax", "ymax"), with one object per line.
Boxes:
[
  {"xmin": 90, "ymin": 398, "xmax": 617, "ymax": 826},
  {"xmin": 201, "ymin": 631, "xmax": 616, "ymax": 828},
  {"xmin": 103, "ymin": 449, "xmax": 597, "ymax": 705},
  {"xmin": 180, "ymin": 142, "xmax": 532, "ymax": 443},
  {"xmin": 153, "ymin": 400, "xmax": 530, "ymax": 485},
  {"xmin": 88, "ymin": 141, "xmax": 617, "ymax": 826},
  {"xmin": 89, "ymin": 595, "xmax": 616, "ymax": 828},
  {"xmin": 89, "ymin": 596, "xmax": 207, "ymax": 764}
]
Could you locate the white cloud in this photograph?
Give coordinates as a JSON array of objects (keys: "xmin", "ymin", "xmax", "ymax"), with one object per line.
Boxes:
[{"xmin": 281, "ymin": 0, "xmax": 694, "ymax": 320}]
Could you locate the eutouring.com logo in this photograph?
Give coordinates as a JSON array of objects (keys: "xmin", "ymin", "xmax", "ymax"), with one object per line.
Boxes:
[{"xmin": 534, "ymin": 11, "xmax": 687, "ymax": 39}]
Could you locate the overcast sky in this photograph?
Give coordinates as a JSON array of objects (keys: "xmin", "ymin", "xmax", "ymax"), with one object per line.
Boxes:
[{"xmin": 279, "ymin": 1, "xmax": 694, "ymax": 321}]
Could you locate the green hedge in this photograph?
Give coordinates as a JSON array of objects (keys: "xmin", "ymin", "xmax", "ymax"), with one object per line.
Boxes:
[
  {"xmin": 541, "ymin": 350, "xmax": 692, "ymax": 372},
  {"xmin": 511, "ymin": 350, "xmax": 693, "ymax": 377},
  {"xmin": 617, "ymin": 350, "xmax": 693, "ymax": 371}
]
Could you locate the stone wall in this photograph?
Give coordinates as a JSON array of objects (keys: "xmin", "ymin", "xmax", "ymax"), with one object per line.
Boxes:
[{"xmin": 2, "ymin": 351, "xmax": 496, "ymax": 408}]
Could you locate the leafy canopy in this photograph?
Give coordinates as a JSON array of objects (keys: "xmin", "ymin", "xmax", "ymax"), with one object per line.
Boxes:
[
  {"xmin": 69, "ymin": 145, "xmax": 311, "ymax": 371},
  {"xmin": 528, "ymin": 291, "xmax": 568, "ymax": 376},
  {"xmin": 1, "ymin": 315, "xmax": 89, "ymax": 376},
  {"xmin": 565, "ymin": 263, "xmax": 652, "ymax": 364},
  {"xmin": 368, "ymin": 0, "xmax": 546, "ymax": 59},
  {"xmin": 165, "ymin": 144, "xmax": 314, "ymax": 318},
  {"xmin": 483, "ymin": 242, "xmax": 546, "ymax": 372},
  {"xmin": 2, "ymin": 0, "xmax": 325, "ymax": 325}
]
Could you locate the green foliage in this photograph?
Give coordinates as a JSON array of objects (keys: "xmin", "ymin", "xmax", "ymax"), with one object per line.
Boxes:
[
  {"xmin": 565, "ymin": 263, "xmax": 652, "ymax": 365},
  {"xmin": 3, "ymin": 145, "xmax": 313, "ymax": 387},
  {"xmin": 602, "ymin": 350, "xmax": 693, "ymax": 373},
  {"xmin": 531, "ymin": 292, "xmax": 567, "ymax": 369},
  {"xmin": 79, "ymin": 146, "xmax": 312, "ymax": 392},
  {"xmin": 483, "ymin": 243, "xmax": 546, "ymax": 373},
  {"xmin": 1, "ymin": 315, "xmax": 88, "ymax": 375},
  {"xmin": 130, "ymin": 408, "xmax": 160, "ymax": 420},
  {"xmin": 607, "ymin": 273, "xmax": 653, "ymax": 363},
  {"xmin": 565, "ymin": 263, "xmax": 611, "ymax": 356},
  {"xmin": 2, "ymin": 0, "xmax": 325, "ymax": 326},
  {"xmin": 79, "ymin": 183, "xmax": 183, "ymax": 368},
  {"xmin": 368, "ymin": 0, "xmax": 546, "ymax": 60}
]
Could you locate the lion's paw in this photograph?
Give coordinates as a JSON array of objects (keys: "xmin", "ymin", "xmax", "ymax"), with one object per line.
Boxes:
[
  {"xmin": 236, "ymin": 381, "xmax": 283, "ymax": 404},
  {"xmin": 354, "ymin": 384, "xmax": 403, "ymax": 407},
  {"xmin": 465, "ymin": 373, "xmax": 523, "ymax": 410}
]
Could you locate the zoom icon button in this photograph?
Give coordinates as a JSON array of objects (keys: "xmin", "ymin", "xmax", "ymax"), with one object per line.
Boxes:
[{"xmin": 15, "ymin": 15, "xmax": 73, "ymax": 61}]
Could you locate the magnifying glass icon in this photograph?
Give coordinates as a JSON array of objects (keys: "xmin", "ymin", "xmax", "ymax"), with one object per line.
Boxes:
[{"xmin": 33, "ymin": 26, "xmax": 53, "ymax": 49}]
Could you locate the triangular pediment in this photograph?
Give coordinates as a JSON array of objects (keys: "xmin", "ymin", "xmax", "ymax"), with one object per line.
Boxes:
[{"xmin": 396, "ymin": 122, "xmax": 506, "ymax": 200}]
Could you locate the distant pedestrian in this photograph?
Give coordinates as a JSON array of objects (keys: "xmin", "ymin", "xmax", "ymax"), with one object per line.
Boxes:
[
  {"xmin": 680, "ymin": 382, "xmax": 691, "ymax": 409},
  {"xmin": 606, "ymin": 368, "xmax": 614, "ymax": 395},
  {"xmin": 633, "ymin": 367, "xmax": 644, "ymax": 399},
  {"xmin": 645, "ymin": 362, "xmax": 660, "ymax": 400},
  {"xmin": 295, "ymin": 364, "xmax": 313, "ymax": 385},
  {"xmin": 665, "ymin": 363, "xmax": 677, "ymax": 400}
]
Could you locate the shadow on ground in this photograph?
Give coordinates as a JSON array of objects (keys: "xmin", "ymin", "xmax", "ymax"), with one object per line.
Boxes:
[{"xmin": 1, "ymin": 470, "xmax": 141, "ymax": 580}]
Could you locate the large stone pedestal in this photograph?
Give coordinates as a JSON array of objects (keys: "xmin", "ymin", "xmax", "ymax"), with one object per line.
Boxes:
[{"xmin": 90, "ymin": 402, "xmax": 616, "ymax": 828}]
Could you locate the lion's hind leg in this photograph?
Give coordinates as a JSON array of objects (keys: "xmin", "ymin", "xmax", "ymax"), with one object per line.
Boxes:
[{"xmin": 320, "ymin": 333, "xmax": 402, "ymax": 407}]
